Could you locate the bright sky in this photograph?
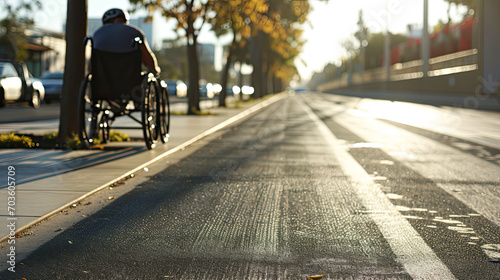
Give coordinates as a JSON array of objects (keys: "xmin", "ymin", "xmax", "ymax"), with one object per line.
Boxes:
[
  {"xmin": 33, "ymin": 0, "xmax": 462, "ymax": 81},
  {"xmin": 299, "ymin": 0, "xmax": 466, "ymax": 80}
]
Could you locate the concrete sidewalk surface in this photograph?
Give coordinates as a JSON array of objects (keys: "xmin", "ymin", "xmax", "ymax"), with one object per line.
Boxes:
[{"xmin": 0, "ymin": 94, "xmax": 286, "ymax": 241}]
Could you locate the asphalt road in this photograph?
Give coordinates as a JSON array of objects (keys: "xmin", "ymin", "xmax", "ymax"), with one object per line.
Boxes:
[
  {"xmin": 0, "ymin": 103, "xmax": 60, "ymax": 123},
  {"xmin": 0, "ymin": 97, "xmax": 213, "ymax": 124},
  {"xmin": 1, "ymin": 92, "xmax": 499, "ymax": 279}
]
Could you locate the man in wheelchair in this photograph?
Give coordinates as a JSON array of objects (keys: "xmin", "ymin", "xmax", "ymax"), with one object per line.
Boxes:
[
  {"xmin": 94, "ymin": 8, "xmax": 160, "ymax": 76},
  {"xmin": 90, "ymin": 8, "xmax": 161, "ymax": 109},
  {"xmin": 78, "ymin": 8, "xmax": 169, "ymax": 149}
]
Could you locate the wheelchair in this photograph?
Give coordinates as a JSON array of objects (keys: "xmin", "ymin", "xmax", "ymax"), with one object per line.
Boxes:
[{"xmin": 77, "ymin": 37, "xmax": 170, "ymax": 150}]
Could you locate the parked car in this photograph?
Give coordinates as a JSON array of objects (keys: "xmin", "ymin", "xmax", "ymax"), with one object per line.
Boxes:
[
  {"xmin": 39, "ymin": 71, "xmax": 63, "ymax": 103},
  {"xmin": 164, "ymin": 80, "xmax": 177, "ymax": 96},
  {"xmin": 0, "ymin": 61, "xmax": 45, "ymax": 108},
  {"xmin": 164, "ymin": 80, "xmax": 187, "ymax": 97}
]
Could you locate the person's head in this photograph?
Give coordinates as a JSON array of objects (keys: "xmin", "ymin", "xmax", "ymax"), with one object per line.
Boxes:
[{"xmin": 102, "ymin": 8, "xmax": 130, "ymax": 25}]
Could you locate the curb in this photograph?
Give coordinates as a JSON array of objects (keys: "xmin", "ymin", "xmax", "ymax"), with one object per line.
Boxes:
[{"xmin": 0, "ymin": 93, "xmax": 287, "ymax": 243}]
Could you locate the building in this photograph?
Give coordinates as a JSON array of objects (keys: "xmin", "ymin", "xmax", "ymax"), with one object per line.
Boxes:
[
  {"xmin": 198, "ymin": 43, "xmax": 216, "ymax": 68},
  {"xmin": 25, "ymin": 28, "xmax": 66, "ymax": 77},
  {"xmin": 0, "ymin": 27, "xmax": 66, "ymax": 77}
]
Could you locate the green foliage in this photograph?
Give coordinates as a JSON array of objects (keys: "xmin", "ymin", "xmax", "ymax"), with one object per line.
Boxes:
[
  {"xmin": 249, "ymin": 0, "xmax": 310, "ymax": 93},
  {"xmin": 109, "ymin": 131, "xmax": 130, "ymax": 142},
  {"xmin": 43, "ymin": 132, "xmax": 81, "ymax": 150},
  {"xmin": 0, "ymin": 130, "xmax": 130, "ymax": 150},
  {"xmin": 43, "ymin": 132, "xmax": 58, "ymax": 142},
  {"xmin": 65, "ymin": 134, "xmax": 81, "ymax": 150},
  {"xmin": 0, "ymin": 133, "xmax": 35, "ymax": 148},
  {"xmin": 65, "ymin": 131, "xmax": 130, "ymax": 149}
]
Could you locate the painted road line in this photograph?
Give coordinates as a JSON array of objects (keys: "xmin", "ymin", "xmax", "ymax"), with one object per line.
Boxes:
[
  {"xmin": 299, "ymin": 98, "xmax": 457, "ymax": 280},
  {"xmin": 335, "ymin": 109, "xmax": 500, "ymax": 227}
]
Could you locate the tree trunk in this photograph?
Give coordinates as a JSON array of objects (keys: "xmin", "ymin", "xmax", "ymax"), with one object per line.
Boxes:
[
  {"xmin": 274, "ymin": 75, "xmax": 282, "ymax": 93},
  {"xmin": 251, "ymin": 30, "xmax": 270, "ymax": 99},
  {"xmin": 251, "ymin": 30, "xmax": 264, "ymax": 99},
  {"xmin": 58, "ymin": 0, "xmax": 87, "ymax": 147},
  {"xmin": 219, "ymin": 34, "xmax": 237, "ymax": 107},
  {"xmin": 236, "ymin": 66, "xmax": 242, "ymax": 101},
  {"xmin": 266, "ymin": 59, "xmax": 274, "ymax": 95},
  {"xmin": 186, "ymin": 14, "xmax": 201, "ymax": 115},
  {"xmin": 261, "ymin": 34, "xmax": 269, "ymax": 96},
  {"xmin": 186, "ymin": 41, "xmax": 201, "ymax": 114}
]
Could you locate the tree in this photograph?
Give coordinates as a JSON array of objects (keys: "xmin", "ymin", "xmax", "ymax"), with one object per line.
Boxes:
[
  {"xmin": 344, "ymin": 32, "xmax": 408, "ymax": 71},
  {"xmin": 268, "ymin": 29, "xmax": 304, "ymax": 92},
  {"xmin": 0, "ymin": 0, "xmax": 42, "ymax": 61},
  {"xmin": 130, "ymin": 0, "xmax": 214, "ymax": 115},
  {"xmin": 252, "ymin": 0, "xmax": 310, "ymax": 97},
  {"xmin": 132, "ymin": 0, "xmax": 310, "ymax": 107},
  {"xmin": 250, "ymin": 0, "xmax": 309, "ymax": 97},
  {"xmin": 267, "ymin": 0, "xmax": 309, "ymax": 92},
  {"xmin": 364, "ymin": 33, "xmax": 385, "ymax": 69},
  {"xmin": 208, "ymin": 0, "xmax": 268, "ymax": 107},
  {"xmin": 154, "ymin": 40, "xmax": 188, "ymax": 81},
  {"xmin": 308, "ymin": 63, "xmax": 340, "ymax": 90},
  {"xmin": 58, "ymin": 0, "xmax": 87, "ymax": 147},
  {"xmin": 355, "ymin": 10, "xmax": 368, "ymax": 73}
]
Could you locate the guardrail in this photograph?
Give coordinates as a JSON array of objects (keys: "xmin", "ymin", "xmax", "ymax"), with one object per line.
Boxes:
[{"xmin": 318, "ymin": 49, "xmax": 479, "ymax": 92}]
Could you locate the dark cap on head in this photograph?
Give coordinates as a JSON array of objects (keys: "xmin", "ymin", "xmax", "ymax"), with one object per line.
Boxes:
[{"xmin": 102, "ymin": 8, "xmax": 130, "ymax": 24}]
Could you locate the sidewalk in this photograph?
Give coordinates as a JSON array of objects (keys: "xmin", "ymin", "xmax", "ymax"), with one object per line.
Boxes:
[{"xmin": 0, "ymin": 95, "xmax": 285, "ymax": 241}]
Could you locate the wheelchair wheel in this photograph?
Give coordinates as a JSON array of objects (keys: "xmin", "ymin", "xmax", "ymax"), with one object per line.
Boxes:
[
  {"xmin": 99, "ymin": 112, "xmax": 111, "ymax": 144},
  {"xmin": 157, "ymin": 82, "xmax": 170, "ymax": 143},
  {"xmin": 78, "ymin": 74, "xmax": 110, "ymax": 148},
  {"xmin": 141, "ymin": 75, "xmax": 159, "ymax": 149}
]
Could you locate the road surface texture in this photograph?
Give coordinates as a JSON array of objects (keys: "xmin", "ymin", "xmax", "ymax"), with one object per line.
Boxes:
[{"xmin": 1, "ymin": 92, "xmax": 499, "ymax": 279}]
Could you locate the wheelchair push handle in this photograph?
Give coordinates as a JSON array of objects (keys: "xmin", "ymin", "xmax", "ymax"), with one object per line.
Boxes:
[
  {"xmin": 131, "ymin": 37, "xmax": 143, "ymax": 48},
  {"xmin": 83, "ymin": 36, "xmax": 93, "ymax": 47}
]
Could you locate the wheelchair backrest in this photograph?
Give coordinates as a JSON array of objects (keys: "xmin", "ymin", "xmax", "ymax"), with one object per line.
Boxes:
[{"xmin": 90, "ymin": 48, "xmax": 143, "ymax": 103}]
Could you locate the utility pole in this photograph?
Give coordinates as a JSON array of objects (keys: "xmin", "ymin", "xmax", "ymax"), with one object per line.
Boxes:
[
  {"xmin": 357, "ymin": 10, "xmax": 367, "ymax": 79},
  {"xmin": 384, "ymin": 0, "xmax": 391, "ymax": 82},
  {"xmin": 58, "ymin": 0, "xmax": 87, "ymax": 147},
  {"xmin": 422, "ymin": 0, "xmax": 430, "ymax": 77}
]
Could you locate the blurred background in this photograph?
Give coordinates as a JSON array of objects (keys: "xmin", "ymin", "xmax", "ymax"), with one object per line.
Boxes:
[{"xmin": 0, "ymin": 0, "xmax": 498, "ymax": 104}]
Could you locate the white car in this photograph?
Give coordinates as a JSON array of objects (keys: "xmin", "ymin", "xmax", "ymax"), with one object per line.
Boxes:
[{"xmin": 0, "ymin": 61, "xmax": 45, "ymax": 108}]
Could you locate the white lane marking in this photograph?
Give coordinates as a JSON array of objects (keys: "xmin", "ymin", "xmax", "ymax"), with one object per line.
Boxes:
[
  {"xmin": 299, "ymin": 99, "xmax": 457, "ymax": 280},
  {"xmin": 336, "ymin": 111, "xmax": 500, "ymax": 227},
  {"xmin": 481, "ymin": 244, "xmax": 500, "ymax": 262}
]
